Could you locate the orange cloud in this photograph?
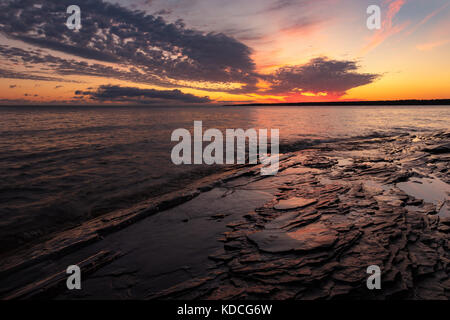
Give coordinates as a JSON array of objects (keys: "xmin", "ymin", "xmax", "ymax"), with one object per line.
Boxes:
[
  {"xmin": 281, "ymin": 91, "xmax": 340, "ymax": 103},
  {"xmin": 417, "ymin": 39, "xmax": 450, "ymax": 51}
]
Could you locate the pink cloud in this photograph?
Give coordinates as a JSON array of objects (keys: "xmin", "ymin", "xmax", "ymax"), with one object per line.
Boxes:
[
  {"xmin": 415, "ymin": 13, "xmax": 450, "ymax": 51},
  {"xmin": 416, "ymin": 39, "xmax": 450, "ymax": 51},
  {"xmin": 361, "ymin": 0, "xmax": 408, "ymax": 54}
]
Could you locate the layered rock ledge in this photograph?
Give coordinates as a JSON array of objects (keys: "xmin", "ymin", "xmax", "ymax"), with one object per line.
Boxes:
[{"xmin": 1, "ymin": 131, "xmax": 449, "ymax": 300}]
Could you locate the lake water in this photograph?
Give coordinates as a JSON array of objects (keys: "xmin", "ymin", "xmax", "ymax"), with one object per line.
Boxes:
[{"xmin": 0, "ymin": 105, "xmax": 449, "ymax": 252}]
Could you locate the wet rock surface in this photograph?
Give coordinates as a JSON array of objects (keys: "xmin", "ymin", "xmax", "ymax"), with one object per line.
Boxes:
[
  {"xmin": 274, "ymin": 197, "xmax": 317, "ymax": 210},
  {"xmin": 1, "ymin": 131, "xmax": 449, "ymax": 300},
  {"xmin": 248, "ymin": 222, "xmax": 338, "ymax": 253}
]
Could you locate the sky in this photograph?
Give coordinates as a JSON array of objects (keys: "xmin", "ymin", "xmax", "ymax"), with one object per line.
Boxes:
[{"xmin": 0, "ymin": 0, "xmax": 449, "ymax": 105}]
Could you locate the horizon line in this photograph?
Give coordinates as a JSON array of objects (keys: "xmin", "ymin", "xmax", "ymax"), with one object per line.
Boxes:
[{"xmin": 225, "ymin": 99, "xmax": 450, "ymax": 107}]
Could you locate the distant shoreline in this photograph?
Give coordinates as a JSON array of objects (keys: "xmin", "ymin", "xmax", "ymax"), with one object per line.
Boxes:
[
  {"xmin": 225, "ymin": 99, "xmax": 450, "ymax": 107},
  {"xmin": 1, "ymin": 99, "xmax": 450, "ymax": 108}
]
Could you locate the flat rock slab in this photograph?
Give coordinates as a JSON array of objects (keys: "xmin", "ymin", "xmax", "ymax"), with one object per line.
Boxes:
[
  {"xmin": 274, "ymin": 197, "xmax": 317, "ymax": 210},
  {"xmin": 247, "ymin": 222, "xmax": 338, "ymax": 253},
  {"xmin": 423, "ymin": 143, "xmax": 450, "ymax": 154},
  {"xmin": 3, "ymin": 131, "xmax": 450, "ymax": 300}
]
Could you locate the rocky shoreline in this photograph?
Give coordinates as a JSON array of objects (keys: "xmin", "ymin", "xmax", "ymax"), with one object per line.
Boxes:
[{"xmin": 1, "ymin": 131, "xmax": 449, "ymax": 300}]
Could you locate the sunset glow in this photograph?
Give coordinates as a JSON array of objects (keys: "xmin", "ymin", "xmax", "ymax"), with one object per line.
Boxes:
[{"xmin": 0, "ymin": 0, "xmax": 449, "ymax": 105}]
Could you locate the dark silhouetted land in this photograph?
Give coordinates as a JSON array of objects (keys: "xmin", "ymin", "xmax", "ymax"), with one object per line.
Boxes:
[{"xmin": 225, "ymin": 99, "xmax": 450, "ymax": 107}]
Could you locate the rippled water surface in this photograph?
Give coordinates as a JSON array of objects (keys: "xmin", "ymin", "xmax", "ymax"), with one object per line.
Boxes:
[{"xmin": 0, "ymin": 105, "xmax": 449, "ymax": 251}]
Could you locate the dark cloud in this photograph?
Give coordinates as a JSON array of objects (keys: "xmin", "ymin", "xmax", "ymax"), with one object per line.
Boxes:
[
  {"xmin": 260, "ymin": 0, "xmax": 325, "ymax": 15},
  {"xmin": 268, "ymin": 0, "xmax": 302, "ymax": 11},
  {"xmin": 0, "ymin": 44, "xmax": 251, "ymax": 93},
  {"xmin": 155, "ymin": 9, "xmax": 172, "ymax": 16},
  {"xmin": 265, "ymin": 57, "xmax": 379, "ymax": 96},
  {"xmin": 0, "ymin": 98, "xmax": 30, "ymax": 104},
  {"xmin": 0, "ymin": 43, "xmax": 379, "ymax": 99},
  {"xmin": 0, "ymin": 45, "xmax": 166, "ymax": 86},
  {"xmin": 76, "ymin": 85, "xmax": 211, "ymax": 104},
  {"xmin": 0, "ymin": 98, "xmax": 87, "ymax": 105},
  {"xmin": 0, "ymin": 68, "xmax": 72, "ymax": 82},
  {"xmin": 0, "ymin": 1, "xmax": 379, "ymax": 99},
  {"xmin": 0, "ymin": 0, "xmax": 257, "ymax": 88}
]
